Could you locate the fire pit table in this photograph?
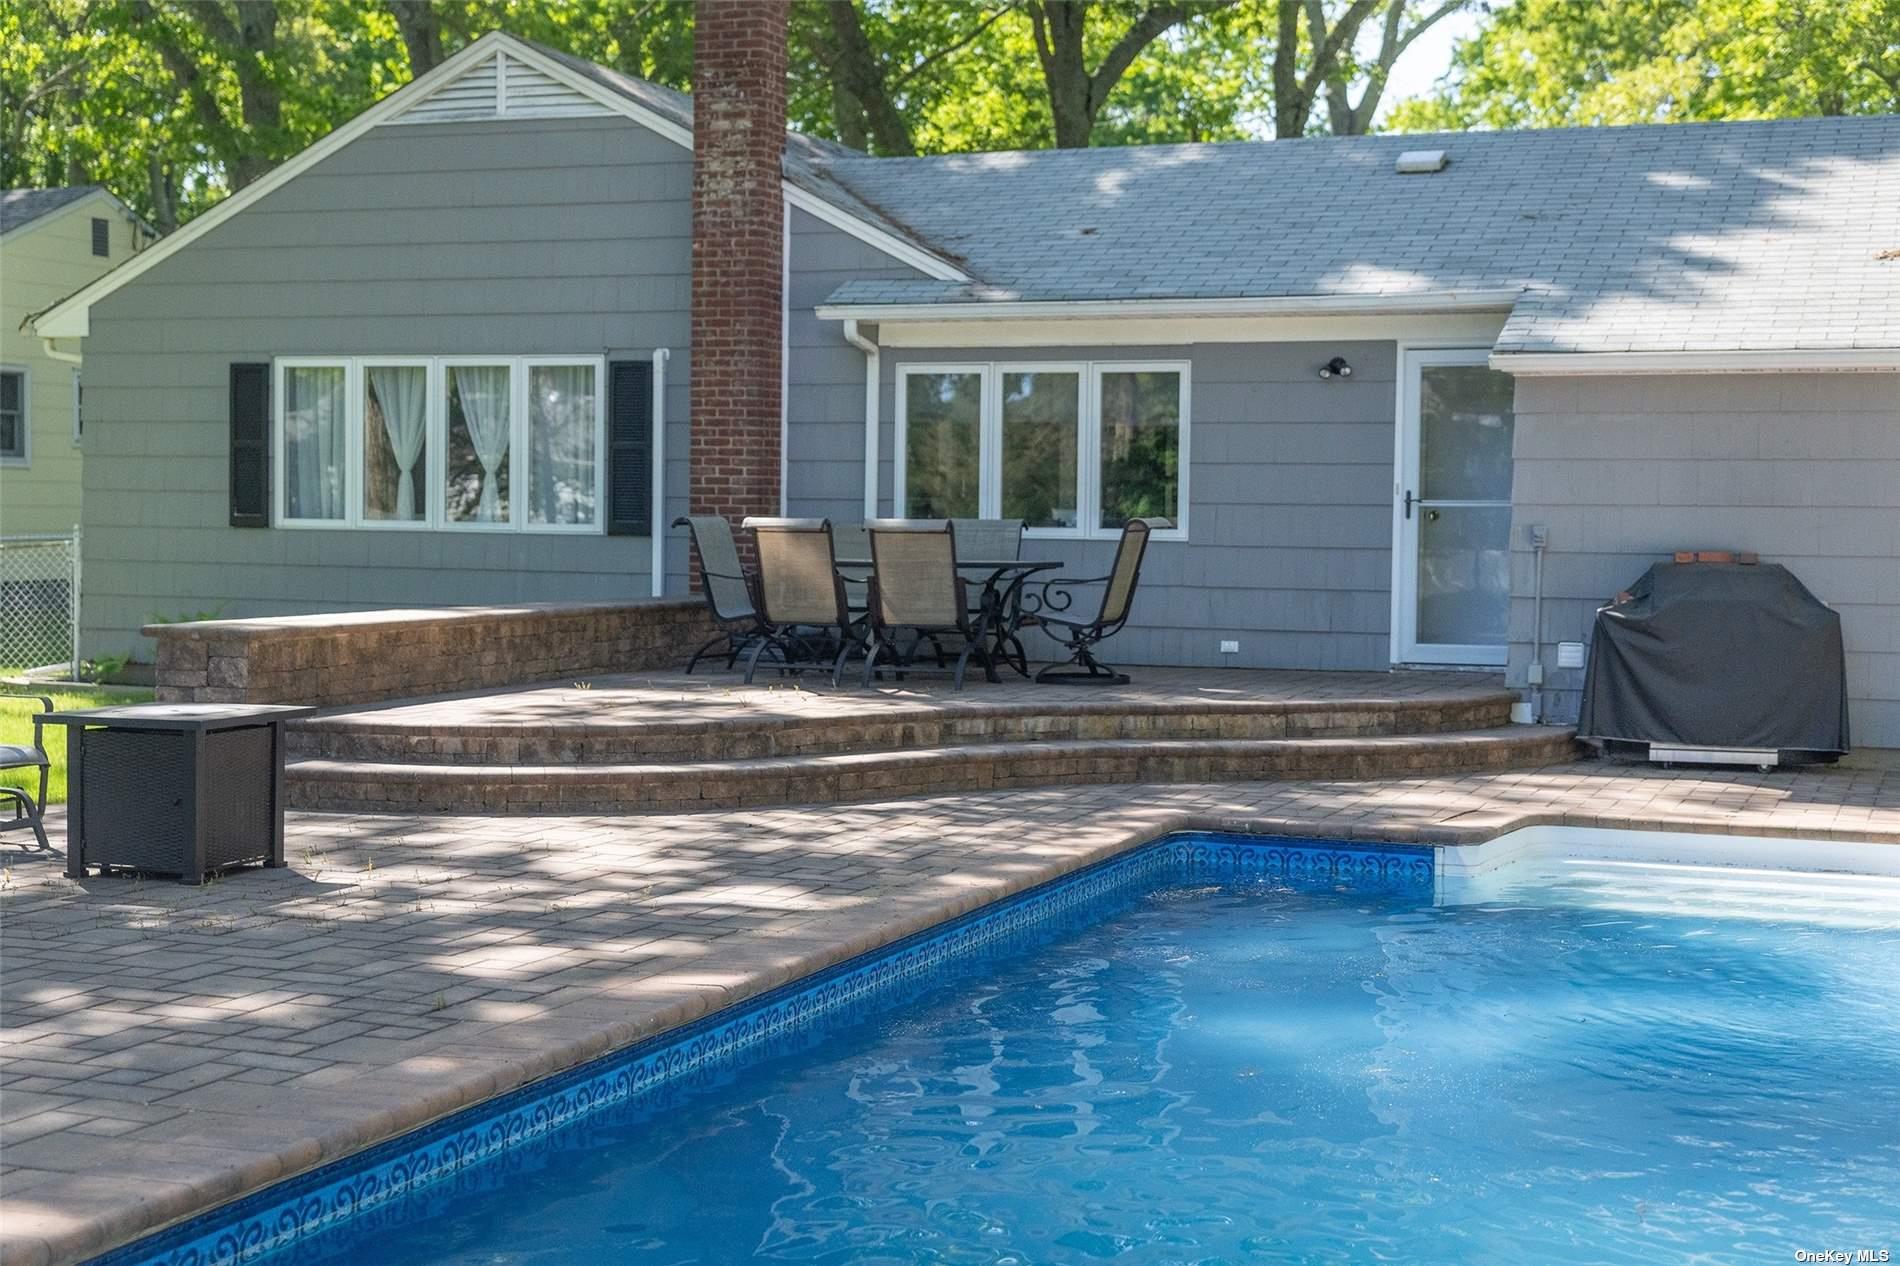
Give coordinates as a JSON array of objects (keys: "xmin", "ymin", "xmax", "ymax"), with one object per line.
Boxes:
[{"xmin": 46, "ymin": 703, "xmax": 314, "ymax": 884}]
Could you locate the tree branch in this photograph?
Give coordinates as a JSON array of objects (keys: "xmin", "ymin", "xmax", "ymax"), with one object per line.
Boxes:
[
  {"xmin": 1087, "ymin": 3, "xmax": 1195, "ymax": 109},
  {"xmin": 893, "ymin": 6, "xmax": 1015, "ymax": 87}
]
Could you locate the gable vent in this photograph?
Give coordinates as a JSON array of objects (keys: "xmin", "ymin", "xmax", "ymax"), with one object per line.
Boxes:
[{"xmin": 390, "ymin": 51, "xmax": 613, "ymax": 126}]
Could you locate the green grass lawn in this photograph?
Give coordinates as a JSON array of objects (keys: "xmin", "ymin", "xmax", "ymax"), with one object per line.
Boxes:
[{"xmin": 1, "ymin": 688, "xmax": 154, "ymax": 805}]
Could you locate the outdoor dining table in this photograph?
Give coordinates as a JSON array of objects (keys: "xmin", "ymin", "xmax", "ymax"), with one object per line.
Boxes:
[{"xmin": 835, "ymin": 557, "xmax": 1063, "ymax": 678}]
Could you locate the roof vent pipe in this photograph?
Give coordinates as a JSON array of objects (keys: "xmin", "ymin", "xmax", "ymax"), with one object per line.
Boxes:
[{"xmin": 1395, "ymin": 149, "xmax": 1449, "ymax": 174}]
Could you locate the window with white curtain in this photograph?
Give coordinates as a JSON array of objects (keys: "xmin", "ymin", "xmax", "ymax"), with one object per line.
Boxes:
[
  {"xmin": 895, "ymin": 360, "xmax": 1188, "ymax": 540},
  {"xmin": 274, "ymin": 356, "xmax": 603, "ymax": 532},
  {"xmin": 527, "ymin": 362, "xmax": 599, "ymax": 526},
  {"xmin": 363, "ymin": 362, "xmax": 428, "ymax": 524},
  {"xmin": 282, "ymin": 362, "xmax": 347, "ymax": 520},
  {"xmin": 445, "ymin": 362, "xmax": 512, "ymax": 526}
]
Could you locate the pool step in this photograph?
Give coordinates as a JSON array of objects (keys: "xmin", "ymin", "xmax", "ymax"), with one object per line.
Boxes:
[
  {"xmin": 288, "ymin": 725, "xmax": 1579, "ymax": 815},
  {"xmin": 288, "ymin": 689, "xmax": 1519, "ymax": 766}
]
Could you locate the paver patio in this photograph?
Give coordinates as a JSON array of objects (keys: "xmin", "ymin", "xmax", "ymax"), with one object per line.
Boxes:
[{"xmin": 5, "ymin": 757, "xmax": 1900, "ymax": 1266}]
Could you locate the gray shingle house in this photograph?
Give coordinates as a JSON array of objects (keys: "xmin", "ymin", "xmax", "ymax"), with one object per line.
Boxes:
[{"xmin": 31, "ymin": 32, "xmax": 1900, "ymax": 742}]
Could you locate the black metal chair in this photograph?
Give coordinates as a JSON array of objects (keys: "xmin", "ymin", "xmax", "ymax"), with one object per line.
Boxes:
[
  {"xmin": 863, "ymin": 519, "xmax": 998, "ymax": 690},
  {"xmin": 674, "ymin": 515, "xmax": 768, "ymax": 673},
  {"xmin": 742, "ymin": 517, "xmax": 861, "ymax": 685},
  {"xmin": 1024, "ymin": 517, "xmax": 1165, "ymax": 685},
  {"xmin": 0, "ymin": 696, "xmax": 53, "ymax": 852}
]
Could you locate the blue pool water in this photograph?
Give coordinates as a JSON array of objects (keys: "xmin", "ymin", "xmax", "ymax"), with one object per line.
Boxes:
[{"xmin": 126, "ymin": 847, "xmax": 1900, "ymax": 1266}]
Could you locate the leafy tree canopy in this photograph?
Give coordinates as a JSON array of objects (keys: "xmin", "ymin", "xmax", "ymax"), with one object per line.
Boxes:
[
  {"xmin": 8, "ymin": 0, "xmax": 1891, "ymax": 237},
  {"xmin": 1389, "ymin": 0, "xmax": 1900, "ymax": 131}
]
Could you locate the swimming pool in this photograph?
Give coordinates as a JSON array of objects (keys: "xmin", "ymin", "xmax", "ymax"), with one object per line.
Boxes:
[{"xmin": 96, "ymin": 834, "xmax": 1900, "ymax": 1266}]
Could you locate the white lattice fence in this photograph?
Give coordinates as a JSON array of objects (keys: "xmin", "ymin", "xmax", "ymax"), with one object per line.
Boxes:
[{"xmin": 0, "ymin": 530, "xmax": 80, "ymax": 679}]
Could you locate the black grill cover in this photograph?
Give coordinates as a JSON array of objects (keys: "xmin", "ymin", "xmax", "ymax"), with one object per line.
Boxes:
[{"xmin": 1577, "ymin": 562, "xmax": 1848, "ymax": 757}]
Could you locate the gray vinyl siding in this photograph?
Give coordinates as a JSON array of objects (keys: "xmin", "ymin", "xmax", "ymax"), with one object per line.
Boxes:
[
  {"xmin": 862, "ymin": 341, "xmax": 1400, "ymax": 669},
  {"xmin": 79, "ymin": 117, "xmax": 928, "ymax": 657},
  {"xmin": 1508, "ymin": 372, "xmax": 1900, "ymax": 747},
  {"xmin": 785, "ymin": 210, "xmax": 924, "ymax": 524},
  {"xmin": 82, "ymin": 115, "xmax": 688, "ymax": 656}
]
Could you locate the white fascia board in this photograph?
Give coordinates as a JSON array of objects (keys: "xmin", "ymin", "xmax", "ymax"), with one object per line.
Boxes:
[
  {"xmin": 815, "ymin": 289, "xmax": 1523, "ymax": 326},
  {"xmin": 29, "ymin": 33, "xmax": 513, "ymax": 340},
  {"xmin": 783, "ymin": 185, "xmax": 968, "ymax": 282},
  {"xmin": 871, "ymin": 310, "xmax": 1510, "ymax": 349},
  {"xmin": 1492, "ymin": 347, "xmax": 1900, "ymax": 375}
]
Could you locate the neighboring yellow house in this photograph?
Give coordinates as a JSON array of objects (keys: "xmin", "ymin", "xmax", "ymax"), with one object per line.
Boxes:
[{"xmin": 0, "ymin": 187, "xmax": 154, "ymax": 536}]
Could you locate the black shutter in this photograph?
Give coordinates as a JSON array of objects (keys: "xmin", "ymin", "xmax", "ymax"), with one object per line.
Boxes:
[
  {"xmin": 229, "ymin": 363, "xmax": 271, "ymax": 527},
  {"xmin": 606, "ymin": 359, "xmax": 653, "ymax": 536},
  {"xmin": 91, "ymin": 217, "xmax": 109, "ymax": 257}
]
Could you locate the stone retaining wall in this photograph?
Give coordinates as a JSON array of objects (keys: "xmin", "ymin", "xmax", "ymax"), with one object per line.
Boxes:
[{"xmin": 147, "ymin": 600, "xmax": 715, "ymax": 707}]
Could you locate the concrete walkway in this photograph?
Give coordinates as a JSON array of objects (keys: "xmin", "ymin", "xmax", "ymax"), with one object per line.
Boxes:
[{"xmin": 5, "ymin": 759, "xmax": 1900, "ymax": 1266}]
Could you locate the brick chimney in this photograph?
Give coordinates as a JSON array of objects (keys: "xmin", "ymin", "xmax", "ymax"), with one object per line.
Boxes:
[{"xmin": 689, "ymin": 0, "xmax": 789, "ymax": 554}]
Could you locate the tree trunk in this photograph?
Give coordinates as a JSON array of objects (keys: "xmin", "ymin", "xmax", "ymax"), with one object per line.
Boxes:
[
  {"xmin": 1320, "ymin": 0, "xmax": 1470, "ymax": 136},
  {"xmin": 829, "ymin": 79, "xmax": 870, "ymax": 150},
  {"xmin": 148, "ymin": 153, "xmax": 179, "ymax": 235},
  {"xmin": 137, "ymin": 0, "xmax": 285, "ymax": 191},
  {"xmin": 224, "ymin": 2, "xmax": 281, "ymax": 188},
  {"xmin": 1028, "ymin": 2, "xmax": 1095, "ymax": 148},
  {"xmin": 1273, "ymin": 0, "xmax": 1308, "ymax": 137},
  {"xmin": 821, "ymin": 0, "xmax": 916, "ymax": 155},
  {"xmin": 1029, "ymin": 1, "xmax": 1206, "ymax": 149},
  {"xmin": 387, "ymin": 0, "xmax": 445, "ymax": 76}
]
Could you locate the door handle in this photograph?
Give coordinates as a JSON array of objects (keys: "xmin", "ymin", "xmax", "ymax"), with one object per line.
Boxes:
[{"xmin": 1403, "ymin": 490, "xmax": 1414, "ymax": 519}]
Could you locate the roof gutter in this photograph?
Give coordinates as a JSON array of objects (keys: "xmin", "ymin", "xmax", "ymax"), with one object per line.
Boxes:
[
  {"xmin": 815, "ymin": 289, "xmax": 1524, "ymax": 324},
  {"xmin": 1492, "ymin": 348, "xmax": 1900, "ymax": 375}
]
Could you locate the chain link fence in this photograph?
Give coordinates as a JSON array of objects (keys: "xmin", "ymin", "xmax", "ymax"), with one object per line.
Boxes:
[{"xmin": 0, "ymin": 530, "xmax": 81, "ymax": 680}]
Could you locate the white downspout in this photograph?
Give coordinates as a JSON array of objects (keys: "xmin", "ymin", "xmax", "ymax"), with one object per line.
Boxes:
[
  {"xmin": 650, "ymin": 347, "xmax": 669, "ymax": 598},
  {"xmin": 40, "ymin": 337, "xmax": 83, "ymax": 367},
  {"xmin": 843, "ymin": 319, "xmax": 879, "ymax": 519}
]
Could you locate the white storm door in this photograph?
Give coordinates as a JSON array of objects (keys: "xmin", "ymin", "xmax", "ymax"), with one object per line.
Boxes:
[{"xmin": 1395, "ymin": 348, "xmax": 1516, "ymax": 666}]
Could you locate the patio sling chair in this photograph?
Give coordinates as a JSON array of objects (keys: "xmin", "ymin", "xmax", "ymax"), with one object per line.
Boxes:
[
  {"xmin": 950, "ymin": 516, "xmax": 1026, "ymax": 629},
  {"xmin": 673, "ymin": 515, "xmax": 768, "ymax": 674},
  {"xmin": 949, "ymin": 518, "xmax": 1024, "ymax": 563},
  {"xmin": 829, "ymin": 521, "xmax": 873, "ymax": 620},
  {"xmin": 863, "ymin": 519, "xmax": 998, "ymax": 690},
  {"xmin": 0, "ymin": 696, "xmax": 53, "ymax": 852},
  {"xmin": 742, "ymin": 517, "xmax": 860, "ymax": 686},
  {"xmin": 1024, "ymin": 517, "xmax": 1166, "ymax": 685}
]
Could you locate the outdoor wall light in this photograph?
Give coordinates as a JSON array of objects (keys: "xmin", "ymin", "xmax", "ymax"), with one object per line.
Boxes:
[{"xmin": 1318, "ymin": 356, "xmax": 1353, "ymax": 380}]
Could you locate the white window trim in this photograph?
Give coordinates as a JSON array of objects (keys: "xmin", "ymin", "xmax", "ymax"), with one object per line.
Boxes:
[
  {"xmin": 1, "ymin": 365, "xmax": 30, "ymax": 467},
  {"xmin": 272, "ymin": 354, "xmax": 606, "ymax": 533},
  {"xmin": 893, "ymin": 359, "xmax": 1190, "ymax": 541},
  {"xmin": 71, "ymin": 369, "xmax": 82, "ymax": 448}
]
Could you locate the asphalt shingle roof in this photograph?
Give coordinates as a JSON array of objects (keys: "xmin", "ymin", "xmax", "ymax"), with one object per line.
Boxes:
[
  {"xmin": 1, "ymin": 186, "xmax": 100, "ymax": 235},
  {"xmin": 807, "ymin": 117, "xmax": 1900, "ymax": 357},
  {"xmin": 502, "ymin": 41, "xmax": 1900, "ymax": 358}
]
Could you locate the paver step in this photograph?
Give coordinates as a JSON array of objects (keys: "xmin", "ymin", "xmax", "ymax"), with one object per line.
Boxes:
[
  {"xmin": 288, "ymin": 725, "xmax": 1579, "ymax": 815},
  {"xmin": 289, "ymin": 688, "xmax": 1518, "ymax": 766}
]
